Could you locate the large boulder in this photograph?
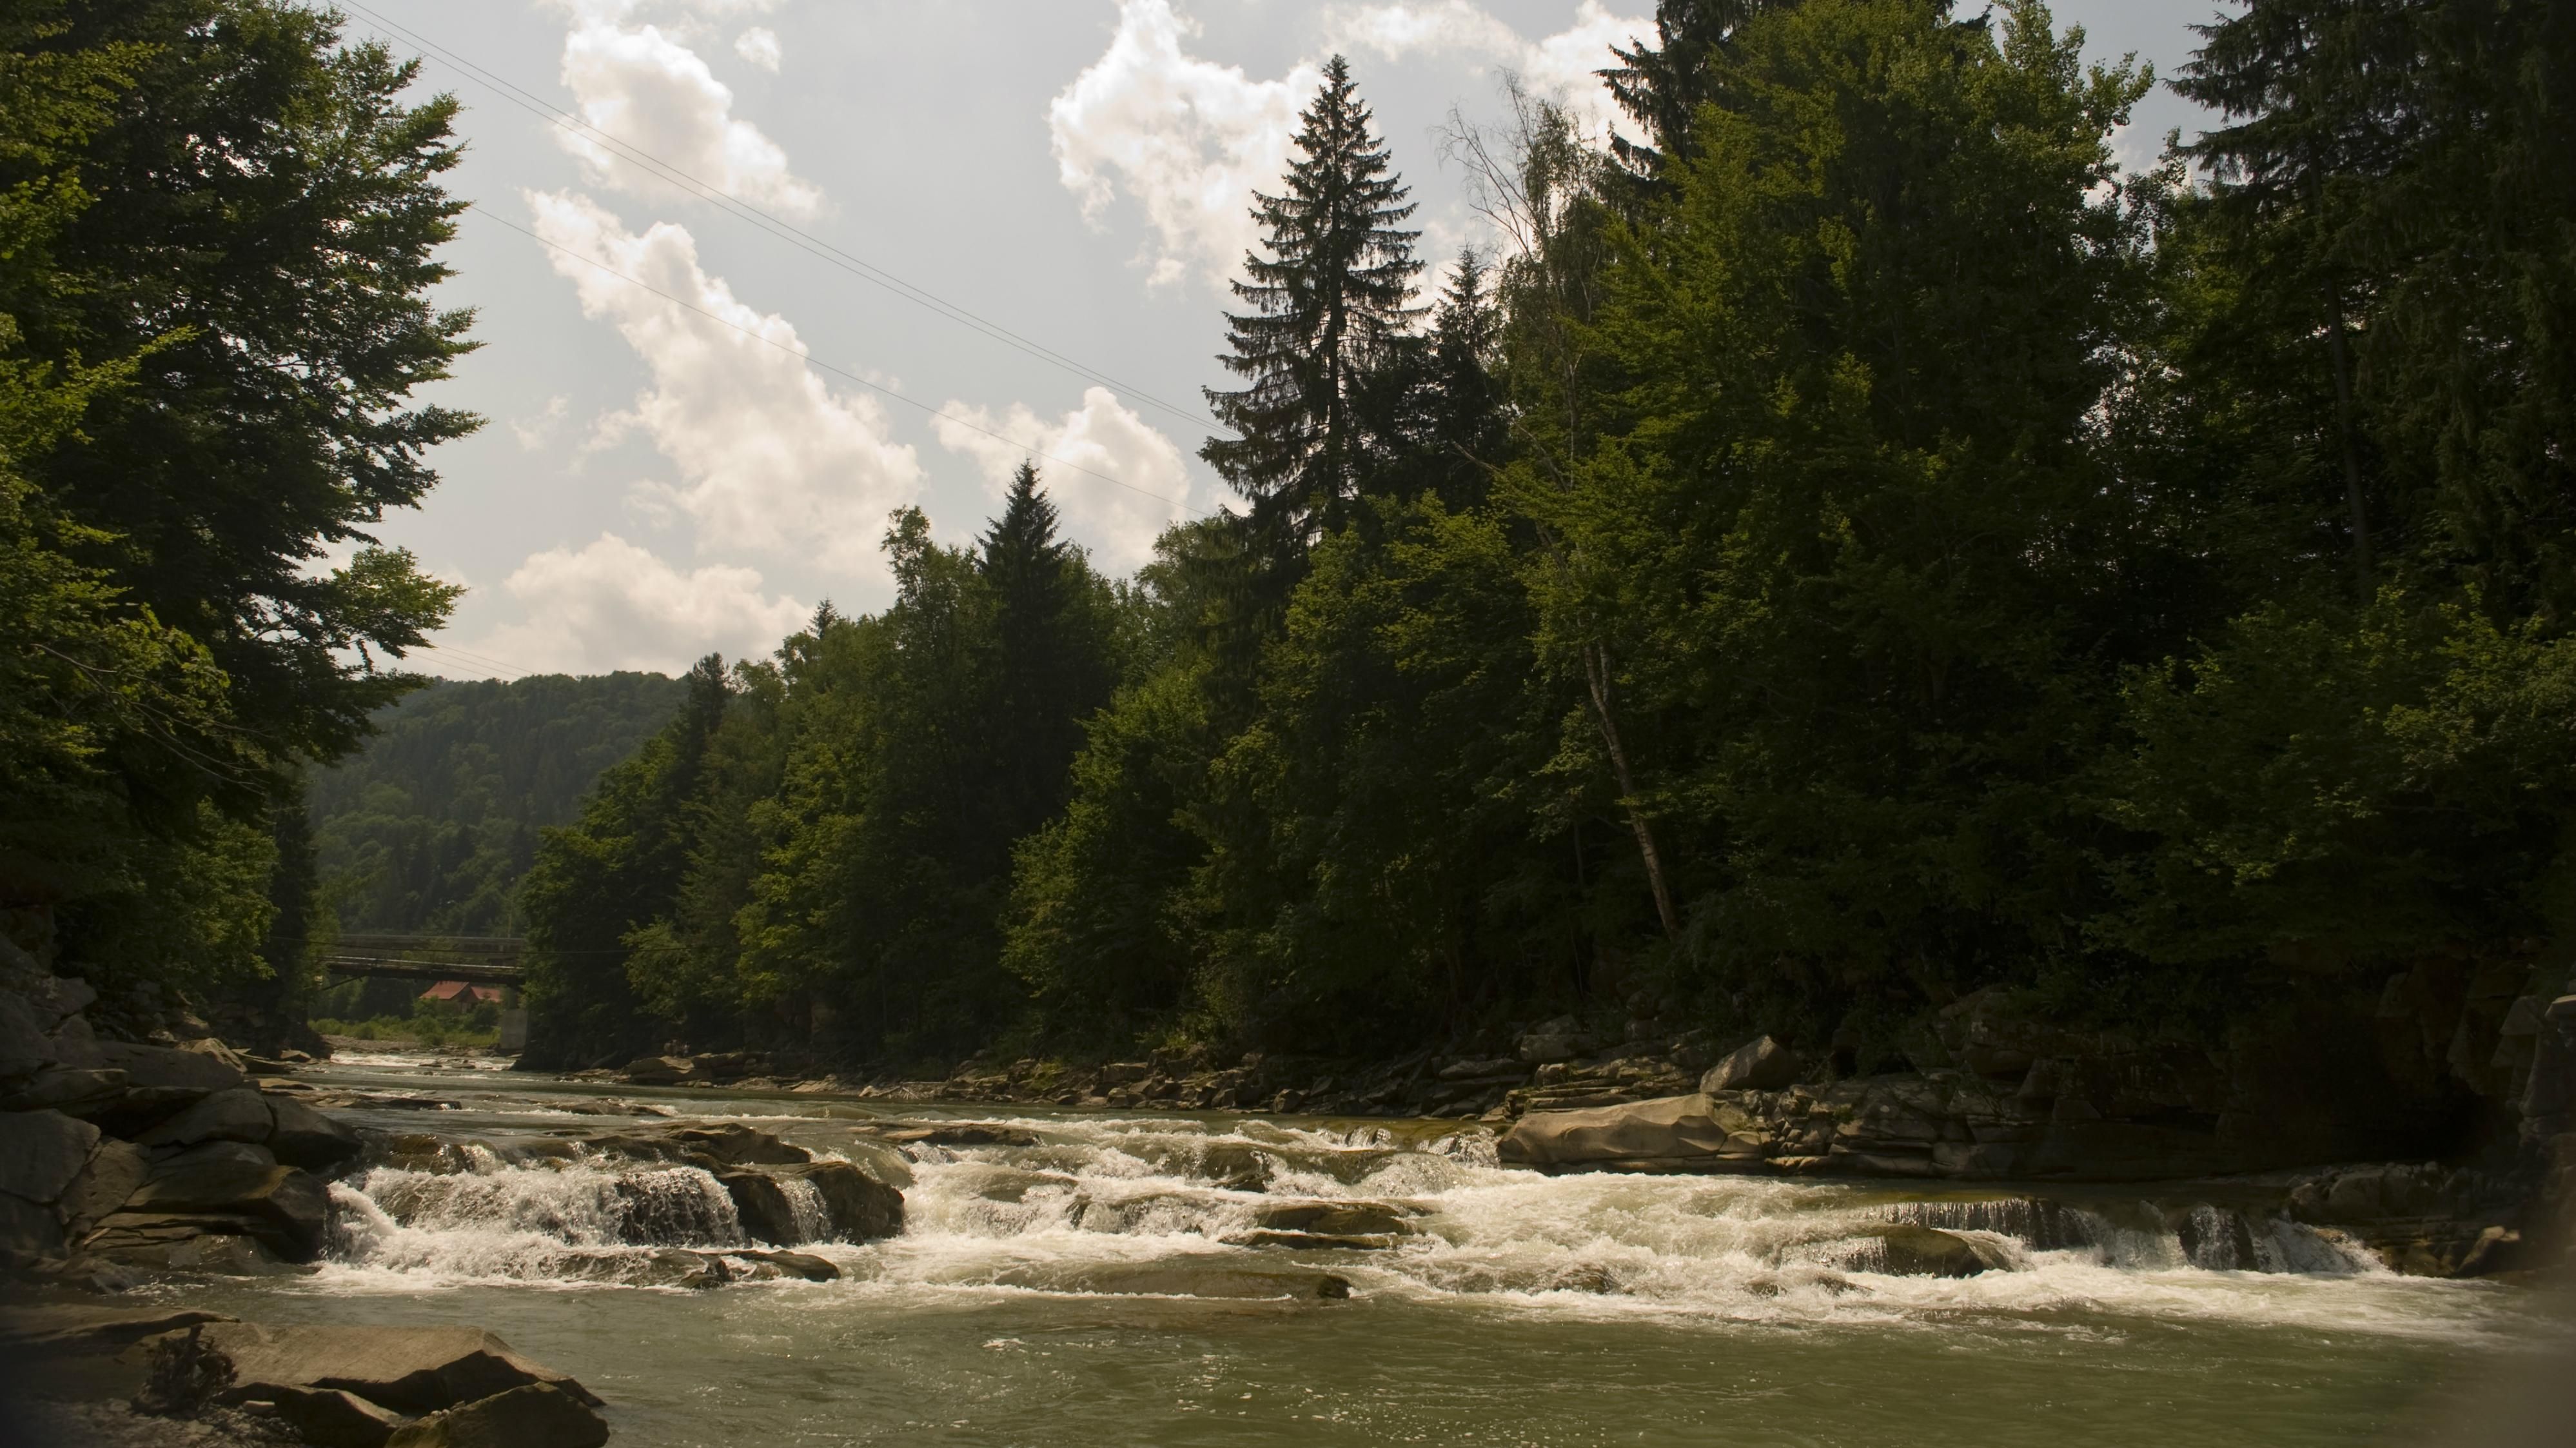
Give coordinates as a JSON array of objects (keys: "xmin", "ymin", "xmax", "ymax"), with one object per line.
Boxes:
[
  {"xmin": 0, "ymin": 1107, "xmax": 101, "ymax": 1205},
  {"xmin": 1700, "ymin": 1036, "xmax": 1801, "ymax": 1093},
  {"xmin": 719, "ymin": 1169, "xmax": 802, "ymax": 1245},
  {"xmin": 229, "ymin": 1383, "xmax": 405, "ymax": 1448},
  {"xmin": 382, "ymin": 1382, "xmax": 609, "ymax": 1448},
  {"xmin": 57, "ymin": 1137, "xmax": 150, "ymax": 1238},
  {"xmin": 0, "ymin": 990, "xmax": 50, "ymax": 1080},
  {"xmin": 136, "ymin": 1086, "xmax": 275, "ymax": 1151},
  {"xmin": 671, "ymin": 1122, "xmax": 809, "ymax": 1166},
  {"xmin": 1516, "ymin": 1016, "xmax": 1594, "ymax": 1065},
  {"xmin": 777, "ymin": 1158, "xmax": 903, "ymax": 1241},
  {"xmin": 264, "ymin": 1093, "xmax": 364, "ymax": 1173},
  {"xmin": 95, "ymin": 1039, "xmax": 245, "ymax": 1094},
  {"xmin": 0, "ymin": 1191, "xmax": 62, "ymax": 1265},
  {"xmin": 184, "ymin": 1322, "xmax": 604, "ymax": 1416},
  {"xmin": 1499, "ymin": 1095, "xmax": 1743, "ymax": 1169},
  {"xmin": 110, "ymin": 1140, "xmax": 329, "ymax": 1260},
  {"xmin": 0, "ymin": 1066, "xmax": 128, "ymax": 1114}
]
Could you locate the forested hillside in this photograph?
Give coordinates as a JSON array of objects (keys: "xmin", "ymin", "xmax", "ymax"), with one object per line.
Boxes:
[
  {"xmin": 311, "ymin": 673, "xmax": 685, "ymax": 936},
  {"xmin": 519, "ymin": 0, "xmax": 2576, "ymax": 1078}
]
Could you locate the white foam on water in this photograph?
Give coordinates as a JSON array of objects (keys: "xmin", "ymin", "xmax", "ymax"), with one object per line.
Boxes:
[
  {"xmin": 321, "ymin": 1151, "xmax": 747, "ymax": 1289},
  {"xmin": 298, "ymin": 1102, "xmax": 2542, "ymax": 1347}
]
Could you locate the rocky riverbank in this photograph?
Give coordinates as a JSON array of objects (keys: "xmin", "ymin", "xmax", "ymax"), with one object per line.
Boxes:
[
  {"xmin": 584, "ymin": 958, "xmax": 2576, "ymax": 1282},
  {"xmin": 0, "ymin": 1305, "xmax": 609, "ymax": 1447}
]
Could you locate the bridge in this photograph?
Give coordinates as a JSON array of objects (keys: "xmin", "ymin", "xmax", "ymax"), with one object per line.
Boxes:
[
  {"xmin": 324, "ymin": 934, "xmax": 529, "ymax": 1049},
  {"xmin": 324, "ymin": 933, "xmax": 526, "ymax": 985}
]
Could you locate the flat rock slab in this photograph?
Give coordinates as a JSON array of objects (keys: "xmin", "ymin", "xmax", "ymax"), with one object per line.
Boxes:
[
  {"xmin": 1499, "ymin": 1094, "xmax": 1738, "ymax": 1168},
  {"xmin": 0, "ymin": 1304, "xmax": 237, "ymax": 1355},
  {"xmin": 187, "ymin": 1323, "xmax": 604, "ymax": 1415},
  {"xmin": 226, "ymin": 1382, "xmax": 406, "ymax": 1448},
  {"xmin": 384, "ymin": 1382, "xmax": 609, "ymax": 1448}
]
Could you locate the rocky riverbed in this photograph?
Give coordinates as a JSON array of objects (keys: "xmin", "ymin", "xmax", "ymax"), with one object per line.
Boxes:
[{"xmin": 9, "ymin": 926, "xmax": 2576, "ymax": 1443}]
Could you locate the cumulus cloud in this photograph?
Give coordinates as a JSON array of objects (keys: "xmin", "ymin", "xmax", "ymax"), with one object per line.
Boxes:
[
  {"xmin": 932, "ymin": 387, "xmax": 1196, "ymax": 571},
  {"xmin": 733, "ymin": 26, "xmax": 781, "ymax": 72},
  {"xmin": 1050, "ymin": 2, "xmax": 1648, "ymax": 290},
  {"xmin": 464, "ymin": 532, "xmax": 809, "ymax": 675},
  {"xmin": 510, "ymin": 395, "xmax": 572, "ymax": 451},
  {"xmin": 556, "ymin": 0, "xmax": 818, "ymax": 212},
  {"xmin": 1328, "ymin": 1, "xmax": 1647, "ymax": 138},
  {"xmin": 1050, "ymin": 0, "xmax": 1320, "ymax": 290},
  {"xmin": 527, "ymin": 190, "xmax": 924, "ymax": 577}
]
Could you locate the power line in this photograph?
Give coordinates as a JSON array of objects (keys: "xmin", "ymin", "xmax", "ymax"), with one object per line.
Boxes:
[
  {"xmin": 337, "ymin": 0, "xmax": 1228, "ymax": 438},
  {"xmin": 469, "ymin": 203, "xmax": 1210, "ymax": 519},
  {"xmin": 408, "ymin": 641, "xmax": 533, "ymax": 681}
]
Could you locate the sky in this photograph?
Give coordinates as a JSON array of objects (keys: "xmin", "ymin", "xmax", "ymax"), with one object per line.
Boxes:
[{"xmin": 340, "ymin": 0, "xmax": 2233, "ymax": 681}]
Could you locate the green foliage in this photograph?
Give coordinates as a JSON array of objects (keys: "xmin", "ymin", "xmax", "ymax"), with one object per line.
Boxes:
[
  {"xmin": 1203, "ymin": 54, "xmax": 1424, "ymax": 546},
  {"xmin": 314, "ymin": 994, "xmax": 500, "ymax": 1050},
  {"xmin": 524, "ymin": 476, "xmax": 1128, "ymax": 1069},
  {"xmin": 1, "ymin": 2, "xmax": 471, "ymax": 1006},
  {"xmin": 309, "ymin": 673, "xmax": 687, "ymax": 936},
  {"xmin": 520, "ymin": 0, "xmax": 2576, "ymax": 1074}
]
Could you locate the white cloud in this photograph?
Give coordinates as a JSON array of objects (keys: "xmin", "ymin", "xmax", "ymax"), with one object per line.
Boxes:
[
  {"xmin": 526, "ymin": 190, "xmax": 924, "ymax": 577},
  {"xmin": 510, "ymin": 395, "xmax": 572, "ymax": 450},
  {"xmin": 1329, "ymin": 1, "xmax": 1647, "ymax": 139},
  {"xmin": 733, "ymin": 26, "xmax": 781, "ymax": 72},
  {"xmin": 466, "ymin": 533, "xmax": 809, "ymax": 675},
  {"xmin": 556, "ymin": 1, "xmax": 818, "ymax": 213},
  {"xmin": 1050, "ymin": 1, "xmax": 1321, "ymax": 290},
  {"xmin": 933, "ymin": 387, "xmax": 1196, "ymax": 572},
  {"xmin": 1050, "ymin": 2, "xmax": 1647, "ymax": 291}
]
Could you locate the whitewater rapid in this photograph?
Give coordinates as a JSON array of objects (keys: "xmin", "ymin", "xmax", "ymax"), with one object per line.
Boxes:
[{"xmin": 294, "ymin": 1090, "xmax": 2539, "ymax": 1349}]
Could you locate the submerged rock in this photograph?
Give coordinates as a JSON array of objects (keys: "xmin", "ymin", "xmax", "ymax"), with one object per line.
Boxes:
[
  {"xmin": 998, "ymin": 1260, "xmax": 1352, "ymax": 1301},
  {"xmin": 1851, "ymin": 1223, "xmax": 2012, "ymax": 1278}
]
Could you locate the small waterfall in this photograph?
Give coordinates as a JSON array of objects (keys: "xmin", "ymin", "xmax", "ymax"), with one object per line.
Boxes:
[
  {"xmin": 328, "ymin": 1155, "xmax": 749, "ymax": 1283},
  {"xmin": 779, "ymin": 1175, "xmax": 832, "ymax": 1243},
  {"xmin": 1882, "ymin": 1197, "xmax": 2103, "ymax": 1251}
]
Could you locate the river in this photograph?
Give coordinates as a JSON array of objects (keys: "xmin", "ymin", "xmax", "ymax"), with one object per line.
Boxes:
[{"xmin": 156, "ymin": 1051, "xmax": 2567, "ymax": 1447}]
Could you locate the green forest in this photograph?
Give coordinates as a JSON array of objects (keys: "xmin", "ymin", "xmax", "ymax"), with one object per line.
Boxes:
[
  {"xmin": 3, "ymin": 0, "xmax": 2571, "ymax": 1084},
  {"xmin": 512, "ymin": 1, "xmax": 2576, "ymax": 1074},
  {"xmin": 311, "ymin": 673, "xmax": 686, "ymax": 938}
]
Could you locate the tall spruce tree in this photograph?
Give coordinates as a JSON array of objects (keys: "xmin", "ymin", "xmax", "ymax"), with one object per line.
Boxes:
[
  {"xmin": 979, "ymin": 462, "xmax": 1117, "ymax": 845},
  {"xmin": 1203, "ymin": 55, "xmax": 1422, "ymax": 544}
]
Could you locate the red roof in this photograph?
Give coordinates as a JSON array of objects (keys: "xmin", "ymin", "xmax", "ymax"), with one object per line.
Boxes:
[{"xmin": 419, "ymin": 980, "xmax": 504, "ymax": 1005}]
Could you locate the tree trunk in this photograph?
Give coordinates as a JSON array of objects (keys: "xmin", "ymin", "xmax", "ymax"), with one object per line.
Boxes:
[
  {"xmin": 2323, "ymin": 288, "xmax": 2374, "ymax": 600},
  {"xmin": 1579, "ymin": 640, "xmax": 1682, "ymax": 944}
]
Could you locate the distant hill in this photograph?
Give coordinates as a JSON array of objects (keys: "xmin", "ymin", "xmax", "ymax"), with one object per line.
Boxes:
[{"xmin": 311, "ymin": 673, "xmax": 684, "ymax": 937}]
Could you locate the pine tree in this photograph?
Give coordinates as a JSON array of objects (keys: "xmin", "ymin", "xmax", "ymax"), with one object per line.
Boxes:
[
  {"xmin": 1599, "ymin": 2, "xmax": 1784, "ymax": 188},
  {"xmin": 979, "ymin": 462, "xmax": 1106, "ymax": 844},
  {"xmin": 1203, "ymin": 55, "xmax": 1422, "ymax": 544}
]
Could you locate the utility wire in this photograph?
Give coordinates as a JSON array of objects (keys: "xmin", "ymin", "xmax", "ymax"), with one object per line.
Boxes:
[
  {"xmin": 470, "ymin": 203, "xmax": 1210, "ymax": 518},
  {"xmin": 339, "ymin": 0, "xmax": 1228, "ymax": 438},
  {"xmin": 408, "ymin": 641, "xmax": 533, "ymax": 681}
]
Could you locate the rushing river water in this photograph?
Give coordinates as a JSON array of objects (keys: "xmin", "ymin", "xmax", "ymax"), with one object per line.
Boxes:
[{"xmin": 155, "ymin": 1053, "xmax": 2571, "ymax": 1447}]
